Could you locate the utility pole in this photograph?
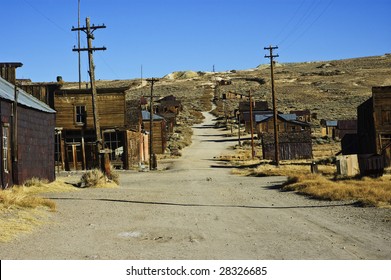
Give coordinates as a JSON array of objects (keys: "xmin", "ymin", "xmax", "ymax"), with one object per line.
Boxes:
[
  {"xmin": 264, "ymin": 45, "xmax": 280, "ymax": 166},
  {"xmin": 146, "ymin": 78, "xmax": 159, "ymax": 170},
  {"xmin": 249, "ymin": 90, "xmax": 255, "ymax": 159},
  {"xmin": 77, "ymin": 0, "xmax": 81, "ymax": 89},
  {"xmin": 72, "ymin": 17, "xmax": 107, "ymax": 169}
]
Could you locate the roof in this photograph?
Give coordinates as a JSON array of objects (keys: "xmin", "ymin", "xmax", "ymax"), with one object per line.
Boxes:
[
  {"xmin": 55, "ymin": 87, "xmax": 130, "ymax": 95},
  {"xmin": 0, "ymin": 62, "xmax": 23, "ymax": 68},
  {"xmin": 141, "ymin": 110, "xmax": 165, "ymax": 121},
  {"xmin": 255, "ymin": 113, "xmax": 311, "ymax": 127},
  {"xmin": 321, "ymin": 119, "xmax": 338, "ymax": 127},
  {"xmin": 0, "ymin": 76, "xmax": 55, "ymax": 113}
]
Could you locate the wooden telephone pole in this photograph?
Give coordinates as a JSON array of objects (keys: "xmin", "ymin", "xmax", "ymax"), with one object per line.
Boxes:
[
  {"xmin": 264, "ymin": 45, "xmax": 280, "ymax": 166},
  {"xmin": 146, "ymin": 78, "xmax": 159, "ymax": 170},
  {"xmin": 72, "ymin": 17, "xmax": 106, "ymax": 168}
]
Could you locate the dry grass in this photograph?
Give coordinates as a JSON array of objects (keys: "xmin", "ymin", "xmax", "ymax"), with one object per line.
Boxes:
[
  {"xmin": 233, "ymin": 163, "xmax": 391, "ymax": 208},
  {"xmin": 0, "ymin": 177, "xmax": 77, "ymax": 242},
  {"xmin": 79, "ymin": 169, "xmax": 119, "ymax": 188},
  {"xmin": 0, "ymin": 208, "xmax": 51, "ymax": 242}
]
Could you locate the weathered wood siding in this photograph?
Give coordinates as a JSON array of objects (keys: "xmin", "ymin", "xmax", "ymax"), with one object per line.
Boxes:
[
  {"xmin": 1, "ymin": 100, "xmax": 55, "ymax": 188},
  {"xmin": 143, "ymin": 120, "xmax": 166, "ymax": 154},
  {"xmin": 55, "ymin": 92, "xmax": 126, "ymax": 129},
  {"xmin": 262, "ymin": 131, "xmax": 313, "ymax": 160},
  {"xmin": 16, "ymin": 106, "xmax": 55, "ymax": 184}
]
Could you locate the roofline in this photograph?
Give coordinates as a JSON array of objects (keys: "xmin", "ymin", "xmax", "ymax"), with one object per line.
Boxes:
[
  {"xmin": 0, "ymin": 62, "xmax": 23, "ymax": 68},
  {"xmin": 55, "ymin": 87, "xmax": 130, "ymax": 95}
]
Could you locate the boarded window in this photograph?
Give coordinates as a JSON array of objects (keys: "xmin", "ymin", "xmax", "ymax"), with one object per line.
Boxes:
[
  {"xmin": 75, "ymin": 105, "xmax": 86, "ymax": 125},
  {"xmin": 2, "ymin": 125, "xmax": 10, "ymax": 173}
]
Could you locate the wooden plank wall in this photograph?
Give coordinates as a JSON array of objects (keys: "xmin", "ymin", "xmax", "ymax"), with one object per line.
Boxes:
[{"xmin": 55, "ymin": 93, "xmax": 125, "ymax": 129}]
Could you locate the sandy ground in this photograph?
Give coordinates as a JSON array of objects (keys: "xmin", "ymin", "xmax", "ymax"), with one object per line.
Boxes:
[{"xmin": 0, "ymin": 112, "xmax": 390, "ymax": 260}]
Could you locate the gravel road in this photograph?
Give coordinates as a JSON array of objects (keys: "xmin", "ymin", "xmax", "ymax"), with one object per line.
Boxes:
[{"xmin": 0, "ymin": 112, "xmax": 390, "ymax": 260}]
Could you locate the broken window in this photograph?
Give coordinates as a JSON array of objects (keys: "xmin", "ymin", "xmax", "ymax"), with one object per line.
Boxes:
[{"xmin": 75, "ymin": 105, "xmax": 86, "ymax": 125}]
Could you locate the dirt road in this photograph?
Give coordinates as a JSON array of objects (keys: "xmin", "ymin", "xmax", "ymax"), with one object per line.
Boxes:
[{"xmin": 0, "ymin": 112, "xmax": 390, "ymax": 260}]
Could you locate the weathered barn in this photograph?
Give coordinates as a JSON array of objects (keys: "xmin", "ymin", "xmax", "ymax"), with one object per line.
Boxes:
[
  {"xmin": 0, "ymin": 76, "xmax": 56, "ymax": 188},
  {"xmin": 358, "ymin": 86, "xmax": 391, "ymax": 167},
  {"xmin": 54, "ymin": 87, "xmax": 146, "ymax": 170},
  {"xmin": 261, "ymin": 131, "xmax": 313, "ymax": 161}
]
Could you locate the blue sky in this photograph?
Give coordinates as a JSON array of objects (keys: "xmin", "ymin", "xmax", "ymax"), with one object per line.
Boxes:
[{"xmin": 1, "ymin": 0, "xmax": 390, "ymax": 82}]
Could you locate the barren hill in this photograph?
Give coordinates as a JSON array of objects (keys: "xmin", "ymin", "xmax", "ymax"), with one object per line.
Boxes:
[{"xmin": 64, "ymin": 54, "xmax": 391, "ymax": 123}]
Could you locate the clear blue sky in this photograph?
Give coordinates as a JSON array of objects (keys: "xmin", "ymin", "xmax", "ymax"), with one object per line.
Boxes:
[{"xmin": 2, "ymin": 0, "xmax": 390, "ymax": 82}]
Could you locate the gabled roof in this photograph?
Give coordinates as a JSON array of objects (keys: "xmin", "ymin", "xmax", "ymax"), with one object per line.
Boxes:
[
  {"xmin": 141, "ymin": 110, "xmax": 165, "ymax": 121},
  {"xmin": 0, "ymin": 76, "xmax": 55, "ymax": 113},
  {"xmin": 255, "ymin": 113, "xmax": 311, "ymax": 127}
]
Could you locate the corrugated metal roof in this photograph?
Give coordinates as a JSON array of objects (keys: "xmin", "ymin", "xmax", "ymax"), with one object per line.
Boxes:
[
  {"xmin": 141, "ymin": 110, "xmax": 165, "ymax": 121},
  {"xmin": 0, "ymin": 76, "xmax": 55, "ymax": 113}
]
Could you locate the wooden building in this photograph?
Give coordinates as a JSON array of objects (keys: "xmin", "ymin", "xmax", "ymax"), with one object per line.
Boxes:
[
  {"xmin": 141, "ymin": 110, "xmax": 167, "ymax": 154},
  {"xmin": 261, "ymin": 131, "xmax": 313, "ymax": 161},
  {"xmin": 0, "ymin": 75, "xmax": 56, "ymax": 188},
  {"xmin": 290, "ymin": 109, "xmax": 311, "ymax": 123},
  {"xmin": 256, "ymin": 113, "xmax": 311, "ymax": 137},
  {"xmin": 335, "ymin": 120, "xmax": 357, "ymax": 140},
  {"xmin": 320, "ymin": 119, "xmax": 338, "ymax": 138},
  {"xmin": 358, "ymin": 86, "xmax": 391, "ymax": 167},
  {"xmin": 54, "ymin": 87, "xmax": 146, "ymax": 170},
  {"xmin": 155, "ymin": 95, "xmax": 182, "ymax": 134},
  {"xmin": 238, "ymin": 101, "xmax": 270, "ymax": 132}
]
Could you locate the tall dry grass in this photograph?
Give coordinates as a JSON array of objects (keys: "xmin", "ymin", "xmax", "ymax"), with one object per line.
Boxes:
[{"xmin": 233, "ymin": 163, "xmax": 391, "ymax": 208}]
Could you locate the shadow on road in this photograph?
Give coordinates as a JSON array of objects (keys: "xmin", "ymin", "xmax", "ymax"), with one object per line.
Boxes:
[{"xmin": 48, "ymin": 196, "xmax": 355, "ymax": 210}]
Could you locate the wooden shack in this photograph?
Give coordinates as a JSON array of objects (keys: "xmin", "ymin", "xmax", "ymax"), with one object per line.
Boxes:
[
  {"xmin": 0, "ymin": 76, "xmax": 56, "ymax": 188},
  {"xmin": 54, "ymin": 87, "xmax": 145, "ymax": 170},
  {"xmin": 142, "ymin": 110, "xmax": 167, "ymax": 154},
  {"xmin": 358, "ymin": 86, "xmax": 391, "ymax": 167}
]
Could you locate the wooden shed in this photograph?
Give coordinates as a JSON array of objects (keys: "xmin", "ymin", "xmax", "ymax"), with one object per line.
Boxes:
[
  {"xmin": 358, "ymin": 86, "xmax": 391, "ymax": 167},
  {"xmin": 0, "ymin": 76, "xmax": 56, "ymax": 189}
]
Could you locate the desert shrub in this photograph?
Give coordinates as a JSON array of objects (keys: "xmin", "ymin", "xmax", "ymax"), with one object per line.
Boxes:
[{"xmin": 80, "ymin": 169, "xmax": 105, "ymax": 188}]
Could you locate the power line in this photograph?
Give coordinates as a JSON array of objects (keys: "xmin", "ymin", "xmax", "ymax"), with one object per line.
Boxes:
[
  {"xmin": 285, "ymin": 0, "xmax": 334, "ymax": 49},
  {"xmin": 22, "ymin": 0, "xmax": 71, "ymax": 36},
  {"xmin": 277, "ymin": 0, "xmax": 321, "ymax": 46}
]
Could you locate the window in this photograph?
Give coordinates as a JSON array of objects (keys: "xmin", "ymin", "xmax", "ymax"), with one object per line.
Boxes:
[
  {"xmin": 2, "ymin": 125, "xmax": 9, "ymax": 173},
  {"xmin": 75, "ymin": 105, "xmax": 86, "ymax": 125}
]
